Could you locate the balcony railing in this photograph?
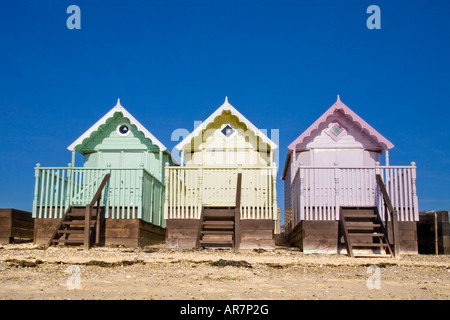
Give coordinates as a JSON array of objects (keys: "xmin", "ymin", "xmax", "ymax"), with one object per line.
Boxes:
[
  {"xmin": 164, "ymin": 164, "xmax": 278, "ymax": 220},
  {"xmin": 32, "ymin": 164, "xmax": 165, "ymax": 227},
  {"xmin": 286, "ymin": 163, "xmax": 418, "ymax": 229}
]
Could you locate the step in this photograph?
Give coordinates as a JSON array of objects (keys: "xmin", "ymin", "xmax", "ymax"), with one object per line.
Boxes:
[
  {"xmin": 343, "ymin": 214, "xmax": 377, "ymax": 220},
  {"xmin": 351, "ymin": 243, "xmax": 389, "ymax": 248},
  {"xmin": 52, "ymin": 239, "xmax": 84, "ymax": 244},
  {"xmin": 203, "ymin": 220, "xmax": 234, "ymax": 226},
  {"xmin": 204, "ymin": 211, "xmax": 235, "ymax": 218},
  {"xmin": 341, "ymin": 208, "xmax": 376, "ymax": 213},
  {"xmin": 353, "ymin": 254, "xmax": 392, "ymax": 258},
  {"xmin": 203, "ymin": 225, "xmax": 234, "ymax": 230},
  {"xmin": 348, "ymin": 232, "xmax": 384, "ymax": 237},
  {"xmin": 67, "ymin": 212, "xmax": 97, "ymax": 218},
  {"xmin": 199, "ymin": 239, "xmax": 234, "ymax": 245},
  {"xmin": 201, "ymin": 230, "xmax": 234, "ymax": 235},
  {"xmin": 346, "ymin": 223, "xmax": 381, "ymax": 230},
  {"xmin": 56, "ymin": 229, "xmax": 85, "ymax": 234},
  {"xmin": 62, "ymin": 221, "xmax": 95, "ymax": 226},
  {"xmin": 202, "ymin": 221, "xmax": 234, "ymax": 229}
]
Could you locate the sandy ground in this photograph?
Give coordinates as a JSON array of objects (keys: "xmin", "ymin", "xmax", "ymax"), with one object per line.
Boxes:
[{"xmin": 0, "ymin": 242, "xmax": 449, "ymax": 300}]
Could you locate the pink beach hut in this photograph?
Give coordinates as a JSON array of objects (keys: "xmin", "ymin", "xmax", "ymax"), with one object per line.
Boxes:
[{"xmin": 282, "ymin": 96, "xmax": 419, "ymax": 257}]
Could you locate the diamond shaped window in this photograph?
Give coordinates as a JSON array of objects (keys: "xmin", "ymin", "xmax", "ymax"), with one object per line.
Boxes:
[
  {"xmin": 221, "ymin": 125, "xmax": 235, "ymax": 138},
  {"xmin": 329, "ymin": 124, "xmax": 343, "ymax": 137}
]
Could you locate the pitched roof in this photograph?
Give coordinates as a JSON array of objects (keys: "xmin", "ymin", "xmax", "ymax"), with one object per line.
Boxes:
[
  {"xmin": 67, "ymin": 99, "xmax": 168, "ymax": 152},
  {"xmin": 175, "ymin": 97, "xmax": 278, "ymax": 150},
  {"xmin": 287, "ymin": 95, "xmax": 394, "ymax": 151}
]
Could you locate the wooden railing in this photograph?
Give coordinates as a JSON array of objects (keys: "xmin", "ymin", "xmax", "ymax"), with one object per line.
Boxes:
[
  {"xmin": 32, "ymin": 165, "xmax": 165, "ymax": 226},
  {"xmin": 288, "ymin": 162, "xmax": 418, "ymax": 225},
  {"xmin": 376, "ymin": 174, "xmax": 400, "ymax": 258},
  {"xmin": 84, "ymin": 173, "xmax": 111, "ymax": 250},
  {"xmin": 164, "ymin": 164, "xmax": 278, "ymax": 220}
]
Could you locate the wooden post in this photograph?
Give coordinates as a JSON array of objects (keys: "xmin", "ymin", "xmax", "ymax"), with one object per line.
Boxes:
[
  {"xmin": 159, "ymin": 150, "xmax": 163, "ymax": 181},
  {"xmin": 392, "ymin": 209, "xmax": 400, "ymax": 259},
  {"xmin": 291, "ymin": 150, "xmax": 296, "ymax": 184},
  {"xmin": 84, "ymin": 204, "xmax": 91, "ymax": 250},
  {"xmin": 434, "ymin": 211, "xmax": 439, "ymax": 255},
  {"xmin": 65, "ymin": 163, "xmax": 73, "ymax": 213},
  {"xmin": 234, "ymin": 172, "xmax": 242, "ymax": 251},
  {"xmin": 95, "ymin": 197, "xmax": 101, "ymax": 245},
  {"xmin": 163, "ymin": 162, "xmax": 169, "ymax": 219},
  {"xmin": 198, "ymin": 167, "xmax": 203, "ymax": 219},
  {"xmin": 272, "ymin": 164, "xmax": 277, "ymax": 221},
  {"xmin": 181, "ymin": 149, "xmax": 185, "ymax": 167},
  {"xmin": 411, "ymin": 162, "xmax": 419, "ymax": 221},
  {"xmin": 32, "ymin": 164, "xmax": 41, "ymax": 219},
  {"xmin": 71, "ymin": 150, "xmax": 76, "ymax": 167}
]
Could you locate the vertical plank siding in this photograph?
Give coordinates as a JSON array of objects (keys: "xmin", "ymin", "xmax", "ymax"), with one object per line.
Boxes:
[
  {"xmin": 164, "ymin": 165, "xmax": 278, "ymax": 220},
  {"xmin": 32, "ymin": 166, "xmax": 165, "ymax": 227},
  {"xmin": 287, "ymin": 163, "xmax": 419, "ymax": 232}
]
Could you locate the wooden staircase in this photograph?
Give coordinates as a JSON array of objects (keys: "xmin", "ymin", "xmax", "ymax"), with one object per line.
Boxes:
[
  {"xmin": 340, "ymin": 207, "xmax": 394, "ymax": 258},
  {"xmin": 197, "ymin": 207, "xmax": 236, "ymax": 249},
  {"xmin": 196, "ymin": 173, "xmax": 242, "ymax": 250},
  {"xmin": 47, "ymin": 173, "xmax": 110, "ymax": 250}
]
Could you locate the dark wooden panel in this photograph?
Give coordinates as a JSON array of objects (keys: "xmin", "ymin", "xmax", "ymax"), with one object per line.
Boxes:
[
  {"xmin": 240, "ymin": 219, "xmax": 274, "ymax": 230},
  {"xmin": 166, "ymin": 219, "xmax": 199, "ymax": 229},
  {"xmin": 418, "ymin": 212, "xmax": 437, "ymax": 254},
  {"xmin": 288, "ymin": 219, "xmax": 418, "ymax": 254},
  {"xmin": 240, "ymin": 230, "xmax": 273, "ymax": 240},
  {"xmin": 239, "ymin": 239, "xmax": 275, "ymax": 250},
  {"xmin": 240, "ymin": 219, "xmax": 275, "ymax": 249},
  {"xmin": 302, "ymin": 240, "xmax": 340, "ymax": 252},
  {"xmin": 166, "ymin": 219, "xmax": 200, "ymax": 249},
  {"xmin": 166, "ymin": 238, "xmax": 197, "ymax": 249},
  {"xmin": 0, "ymin": 209, "xmax": 34, "ymax": 243},
  {"xmin": 166, "ymin": 218, "xmax": 276, "ymax": 249},
  {"xmin": 34, "ymin": 217, "xmax": 164, "ymax": 247}
]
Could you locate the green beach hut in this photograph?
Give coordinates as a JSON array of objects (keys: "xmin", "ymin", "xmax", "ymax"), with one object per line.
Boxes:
[{"xmin": 32, "ymin": 99, "xmax": 176, "ymax": 248}]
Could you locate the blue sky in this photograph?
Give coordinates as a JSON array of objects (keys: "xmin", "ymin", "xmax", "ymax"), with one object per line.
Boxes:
[{"xmin": 0, "ymin": 0, "xmax": 449, "ymax": 214}]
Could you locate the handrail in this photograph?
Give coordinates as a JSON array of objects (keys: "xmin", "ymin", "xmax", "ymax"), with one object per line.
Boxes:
[
  {"xmin": 89, "ymin": 173, "xmax": 111, "ymax": 207},
  {"xmin": 85, "ymin": 173, "xmax": 111, "ymax": 250},
  {"xmin": 376, "ymin": 174, "xmax": 400, "ymax": 259}
]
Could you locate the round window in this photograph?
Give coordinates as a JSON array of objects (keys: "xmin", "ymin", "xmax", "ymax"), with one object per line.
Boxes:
[{"xmin": 117, "ymin": 123, "xmax": 131, "ymax": 136}]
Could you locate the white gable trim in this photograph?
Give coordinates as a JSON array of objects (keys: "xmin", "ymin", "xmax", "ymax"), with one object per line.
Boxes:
[
  {"xmin": 175, "ymin": 97, "xmax": 278, "ymax": 150},
  {"xmin": 67, "ymin": 99, "xmax": 167, "ymax": 152}
]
